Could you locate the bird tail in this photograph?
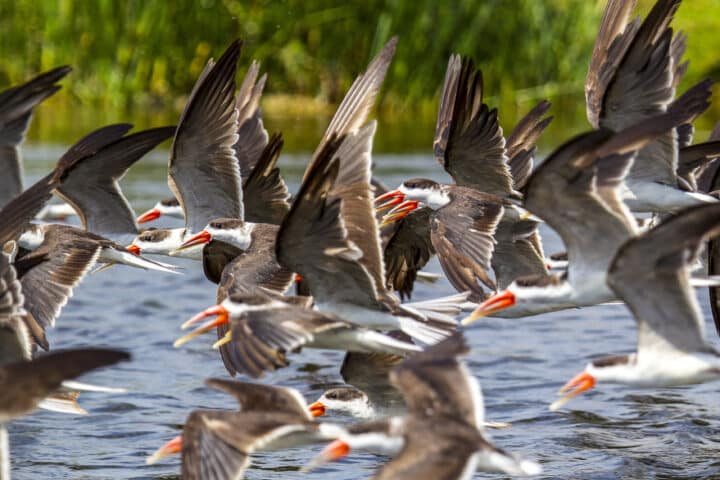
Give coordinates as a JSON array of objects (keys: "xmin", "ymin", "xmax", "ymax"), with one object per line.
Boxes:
[
  {"xmin": 397, "ymin": 316, "xmax": 454, "ymax": 345},
  {"xmin": 403, "ymin": 291, "xmax": 471, "ymax": 323}
]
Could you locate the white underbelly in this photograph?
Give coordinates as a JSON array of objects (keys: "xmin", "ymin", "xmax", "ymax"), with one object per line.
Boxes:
[
  {"xmin": 625, "ymin": 181, "xmax": 716, "ymax": 213},
  {"xmin": 315, "ymin": 302, "xmax": 400, "ymax": 330}
]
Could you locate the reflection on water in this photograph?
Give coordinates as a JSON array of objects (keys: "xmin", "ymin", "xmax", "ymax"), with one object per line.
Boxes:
[
  {"xmin": 27, "ymin": 88, "xmax": 720, "ymax": 157},
  {"xmin": 8, "ymin": 148, "xmax": 720, "ymax": 479}
]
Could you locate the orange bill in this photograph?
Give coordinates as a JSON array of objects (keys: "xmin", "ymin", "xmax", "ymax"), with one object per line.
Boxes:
[
  {"xmin": 380, "ymin": 200, "xmax": 419, "ymax": 226},
  {"xmin": 175, "ymin": 230, "xmax": 212, "ymax": 251},
  {"xmin": 308, "ymin": 401, "xmax": 326, "ymax": 417},
  {"xmin": 146, "ymin": 435, "xmax": 182, "ymax": 464},
  {"xmin": 174, "ymin": 306, "xmax": 229, "ymax": 348},
  {"xmin": 137, "ymin": 208, "xmax": 161, "ymax": 224},
  {"xmin": 461, "ymin": 290, "xmax": 516, "ymax": 325},
  {"xmin": 374, "ymin": 190, "xmax": 405, "ymax": 212},
  {"xmin": 549, "ymin": 371, "xmax": 596, "ymax": 411}
]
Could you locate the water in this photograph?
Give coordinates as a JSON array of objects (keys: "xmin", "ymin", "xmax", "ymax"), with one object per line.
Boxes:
[{"xmin": 9, "ymin": 145, "xmax": 720, "ymax": 479}]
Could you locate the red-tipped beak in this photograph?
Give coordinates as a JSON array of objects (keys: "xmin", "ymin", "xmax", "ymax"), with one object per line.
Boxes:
[
  {"xmin": 461, "ymin": 290, "xmax": 516, "ymax": 325},
  {"xmin": 308, "ymin": 401, "xmax": 326, "ymax": 417},
  {"xmin": 374, "ymin": 190, "xmax": 405, "ymax": 212},
  {"xmin": 381, "ymin": 200, "xmax": 419, "ymax": 226},
  {"xmin": 174, "ymin": 305, "xmax": 229, "ymax": 347},
  {"xmin": 137, "ymin": 208, "xmax": 161, "ymax": 224},
  {"xmin": 177, "ymin": 230, "xmax": 212, "ymax": 251},
  {"xmin": 180, "ymin": 305, "xmax": 229, "ymax": 330},
  {"xmin": 550, "ymin": 371, "xmax": 596, "ymax": 411},
  {"xmin": 146, "ymin": 435, "xmax": 182, "ymax": 464},
  {"xmin": 126, "ymin": 244, "xmax": 141, "ymax": 255},
  {"xmin": 303, "ymin": 439, "xmax": 351, "ymax": 471},
  {"xmin": 295, "ymin": 274, "xmax": 303, "ymax": 283}
]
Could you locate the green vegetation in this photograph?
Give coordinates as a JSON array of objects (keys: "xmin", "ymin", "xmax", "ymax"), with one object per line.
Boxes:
[{"xmin": 1, "ymin": 0, "xmax": 719, "ymax": 151}]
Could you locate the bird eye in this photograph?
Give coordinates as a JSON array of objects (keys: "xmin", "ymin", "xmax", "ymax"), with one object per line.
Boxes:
[{"xmin": 327, "ymin": 392, "xmax": 337, "ymax": 399}]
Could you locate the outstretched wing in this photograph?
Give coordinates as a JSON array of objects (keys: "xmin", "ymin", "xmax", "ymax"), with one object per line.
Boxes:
[
  {"xmin": 0, "ymin": 66, "xmax": 71, "ymax": 207},
  {"xmin": 242, "ymin": 133, "xmax": 291, "ymax": 224},
  {"xmin": 609, "ymin": 203, "xmax": 720, "ymax": 353},
  {"xmin": 277, "ymin": 134, "xmax": 381, "ymax": 308},
  {"xmin": 431, "ymin": 190, "xmax": 503, "ymax": 298},
  {"xmin": 390, "ymin": 334, "xmax": 484, "ymax": 428},
  {"xmin": 169, "ymin": 40, "xmax": 243, "ymax": 232},
  {"xmin": 0, "ymin": 245, "xmax": 30, "ymax": 365},
  {"xmin": 16, "ymin": 229, "xmax": 101, "ymax": 349},
  {"xmin": 56, "ymin": 127, "xmax": 174, "ymax": 238},
  {"xmin": 434, "ymin": 56, "xmax": 514, "ymax": 196}
]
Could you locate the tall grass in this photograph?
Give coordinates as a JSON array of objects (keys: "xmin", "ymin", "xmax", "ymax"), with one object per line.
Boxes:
[{"xmin": 1, "ymin": 0, "xmax": 718, "ymax": 151}]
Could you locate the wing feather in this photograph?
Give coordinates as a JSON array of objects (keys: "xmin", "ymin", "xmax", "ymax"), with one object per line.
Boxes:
[{"xmin": 169, "ymin": 40, "xmax": 243, "ymax": 232}]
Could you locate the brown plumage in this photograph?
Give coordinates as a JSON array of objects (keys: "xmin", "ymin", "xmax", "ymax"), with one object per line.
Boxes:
[
  {"xmin": 0, "ymin": 123, "xmax": 132, "ymax": 246},
  {"xmin": 234, "ymin": 61, "xmax": 269, "ymax": 180},
  {"xmin": 0, "ymin": 348, "xmax": 129, "ymax": 423},
  {"xmin": 434, "ymin": 55, "xmax": 514, "ymax": 197},
  {"xmin": 430, "ymin": 188, "xmax": 504, "ymax": 299},
  {"xmin": 585, "ymin": 0, "xmax": 688, "ymax": 186},
  {"xmin": 14, "ymin": 228, "xmax": 102, "ymax": 350},
  {"xmin": 0, "ymin": 246, "xmax": 129, "ymax": 422},
  {"xmin": 383, "ymin": 207, "xmax": 434, "ymax": 300},
  {"xmin": 241, "ymin": 133, "xmax": 291, "ymax": 225},
  {"xmin": 383, "ymin": 55, "xmax": 551, "ymax": 298},
  {"xmin": 168, "ymin": 39, "xmax": 243, "ymax": 233},
  {"xmin": 55, "ymin": 126, "xmax": 175, "ymax": 239},
  {"xmin": 180, "ymin": 379, "xmax": 331, "ymax": 480},
  {"xmin": 0, "ymin": 66, "xmax": 72, "ymax": 208},
  {"xmin": 609, "ymin": 202, "xmax": 720, "ymax": 353}
]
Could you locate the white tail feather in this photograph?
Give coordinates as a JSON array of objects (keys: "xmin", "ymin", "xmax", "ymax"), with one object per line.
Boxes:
[
  {"xmin": 61, "ymin": 380, "xmax": 127, "ymax": 394},
  {"xmin": 398, "ymin": 317, "xmax": 451, "ymax": 345},
  {"xmin": 39, "ymin": 396, "xmax": 87, "ymax": 415},
  {"xmin": 416, "ymin": 271, "xmax": 441, "ymax": 283},
  {"xmin": 402, "ymin": 292, "xmax": 469, "ymax": 325},
  {"xmin": 355, "ymin": 330, "xmax": 422, "ymax": 355}
]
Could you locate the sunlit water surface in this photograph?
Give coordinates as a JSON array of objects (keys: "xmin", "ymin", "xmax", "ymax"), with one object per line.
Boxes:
[{"xmin": 9, "ymin": 146, "xmax": 720, "ymax": 479}]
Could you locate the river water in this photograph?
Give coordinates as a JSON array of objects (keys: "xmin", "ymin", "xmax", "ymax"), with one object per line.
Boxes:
[{"xmin": 8, "ymin": 145, "xmax": 720, "ymax": 479}]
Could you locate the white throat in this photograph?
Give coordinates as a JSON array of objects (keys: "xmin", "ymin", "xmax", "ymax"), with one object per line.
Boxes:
[
  {"xmin": 206, "ymin": 223, "xmax": 255, "ymax": 251},
  {"xmin": 399, "ymin": 186, "xmax": 450, "ymax": 210}
]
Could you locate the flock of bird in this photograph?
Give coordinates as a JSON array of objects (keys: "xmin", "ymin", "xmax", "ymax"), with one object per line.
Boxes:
[{"xmin": 2, "ymin": 0, "xmax": 720, "ymax": 478}]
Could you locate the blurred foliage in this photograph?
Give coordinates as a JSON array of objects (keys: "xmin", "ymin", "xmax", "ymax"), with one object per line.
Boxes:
[{"xmin": 1, "ymin": 0, "xmax": 719, "ymax": 152}]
